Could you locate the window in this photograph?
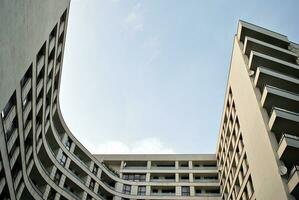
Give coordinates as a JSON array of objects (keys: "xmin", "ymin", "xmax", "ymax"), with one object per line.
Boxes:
[
  {"xmin": 93, "ymin": 165, "xmax": 98, "ymax": 175},
  {"xmin": 86, "ymin": 195, "xmax": 92, "ymax": 200},
  {"xmin": 181, "ymin": 186, "xmax": 190, "ymax": 196},
  {"xmin": 65, "ymin": 137, "xmax": 72, "ymax": 150},
  {"xmin": 122, "ymin": 184, "xmax": 131, "ymax": 194},
  {"xmin": 59, "ymin": 152, "xmax": 67, "ymax": 166},
  {"xmin": 48, "ymin": 189, "xmax": 56, "ymax": 200},
  {"xmin": 138, "ymin": 186, "xmax": 146, "ymax": 195},
  {"xmin": 89, "ymin": 179, "xmax": 95, "ymax": 190},
  {"xmin": 1, "ymin": 93, "xmax": 18, "ymax": 141},
  {"xmin": 54, "ymin": 170, "xmax": 62, "ymax": 184},
  {"xmin": 123, "ymin": 173, "xmax": 146, "ymax": 182}
]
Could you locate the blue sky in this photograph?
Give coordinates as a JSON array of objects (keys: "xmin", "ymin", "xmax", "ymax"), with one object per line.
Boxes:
[{"xmin": 61, "ymin": 0, "xmax": 299, "ymax": 154}]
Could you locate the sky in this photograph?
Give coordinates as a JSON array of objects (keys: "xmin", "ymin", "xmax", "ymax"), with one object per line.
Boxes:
[{"xmin": 60, "ymin": 0, "xmax": 299, "ymax": 154}]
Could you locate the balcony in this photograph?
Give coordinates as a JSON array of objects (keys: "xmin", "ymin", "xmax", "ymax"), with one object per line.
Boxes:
[
  {"xmin": 254, "ymin": 67, "xmax": 299, "ymax": 94},
  {"xmin": 24, "ymin": 120, "xmax": 32, "ymax": 140},
  {"xmin": 7, "ymin": 129, "xmax": 18, "ymax": 153},
  {"xmin": 36, "ymin": 79, "xmax": 44, "ymax": 96},
  {"xmin": 261, "ymin": 85, "xmax": 299, "ymax": 115},
  {"xmin": 56, "ymin": 62, "xmax": 61, "ymax": 75},
  {"xmin": 16, "ymin": 182, "xmax": 24, "ymax": 200},
  {"xmin": 269, "ymin": 108, "xmax": 299, "ymax": 141},
  {"xmin": 13, "ymin": 170, "xmax": 22, "ymax": 189},
  {"xmin": 0, "ymin": 177, "xmax": 6, "ymax": 194},
  {"xmin": 237, "ymin": 20, "xmax": 289, "ymax": 50},
  {"xmin": 9, "ymin": 146, "xmax": 20, "ymax": 168},
  {"xmin": 46, "ymin": 79, "xmax": 52, "ymax": 92},
  {"xmin": 21, "ymin": 78, "xmax": 32, "ymax": 100},
  {"xmin": 48, "ymin": 59, "xmax": 54, "ymax": 76},
  {"xmin": 57, "ymin": 43, "xmax": 62, "ymax": 56},
  {"xmin": 288, "ymin": 166, "xmax": 299, "ymax": 198},
  {"xmin": 59, "ymin": 21, "xmax": 65, "ymax": 36},
  {"xmin": 36, "ymin": 123, "xmax": 42, "ymax": 140},
  {"xmin": 151, "ymin": 186, "xmax": 176, "ymax": 196},
  {"xmin": 3, "ymin": 104, "xmax": 16, "ymax": 128},
  {"xmin": 277, "ymin": 134, "xmax": 299, "ymax": 168},
  {"xmin": 248, "ymin": 51, "xmax": 299, "ymax": 78},
  {"xmin": 26, "ymin": 158, "xmax": 34, "ymax": 174},
  {"xmin": 49, "ymin": 36, "xmax": 56, "ymax": 53},
  {"xmin": 36, "ymin": 98, "xmax": 43, "ymax": 114},
  {"xmin": 23, "ymin": 102, "xmax": 32, "ymax": 123},
  {"xmin": 243, "ymin": 36, "xmax": 297, "ymax": 63},
  {"xmin": 37, "ymin": 55, "xmax": 45, "ymax": 75},
  {"xmin": 25, "ymin": 146, "xmax": 33, "ymax": 164},
  {"xmin": 53, "ymin": 103, "xmax": 57, "ymax": 114}
]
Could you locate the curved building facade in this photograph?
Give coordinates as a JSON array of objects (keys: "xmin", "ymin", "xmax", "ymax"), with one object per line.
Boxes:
[
  {"xmin": 0, "ymin": 1, "xmax": 220, "ymax": 200},
  {"xmin": 0, "ymin": 1, "xmax": 299, "ymax": 200}
]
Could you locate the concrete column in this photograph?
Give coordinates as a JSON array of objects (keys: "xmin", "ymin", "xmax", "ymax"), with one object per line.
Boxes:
[
  {"xmin": 131, "ymin": 185, "xmax": 138, "ymax": 195},
  {"xmin": 175, "ymin": 161, "xmax": 179, "ymax": 170},
  {"xmin": 97, "ymin": 168, "xmax": 102, "ymax": 179},
  {"xmin": 54, "ymin": 193, "xmax": 61, "ymax": 200},
  {"xmin": 120, "ymin": 161, "xmax": 124, "ymax": 178},
  {"xmin": 61, "ymin": 133, "xmax": 68, "ymax": 144},
  {"xmin": 55, "ymin": 148, "xmax": 63, "ymax": 160},
  {"xmin": 85, "ymin": 176, "xmax": 91, "ymax": 187},
  {"xmin": 190, "ymin": 186, "xmax": 195, "ymax": 196},
  {"xmin": 146, "ymin": 172, "xmax": 151, "ymax": 182},
  {"xmin": 82, "ymin": 192, "xmax": 87, "ymax": 200},
  {"xmin": 146, "ymin": 185, "xmax": 151, "ymax": 196},
  {"xmin": 189, "ymin": 160, "xmax": 193, "ymax": 169},
  {"xmin": 189, "ymin": 173, "xmax": 193, "ymax": 182},
  {"xmin": 43, "ymin": 184, "xmax": 51, "ymax": 199},
  {"xmin": 59, "ymin": 174, "xmax": 66, "ymax": 187},
  {"xmin": 176, "ymin": 186, "xmax": 181, "ymax": 196},
  {"xmin": 115, "ymin": 182, "xmax": 123, "ymax": 193},
  {"xmin": 89, "ymin": 161, "xmax": 94, "ymax": 171},
  {"xmin": 113, "ymin": 196, "xmax": 122, "ymax": 200},
  {"xmin": 70, "ymin": 142, "xmax": 75, "ymax": 153},
  {"xmin": 147, "ymin": 160, "xmax": 151, "ymax": 169},
  {"xmin": 175, "ymin": 173, "xmax": 179, "ymax": 182},
  {"xmin": 50, "ymin": 166, "xmax": 57, "ymax": 179},
  {"xmin": 65, "ymin": 157, "xmax": 71, "ymax": 169},
  {"xmin": 94, "ymin": 182, "xmax": 99, "ymax": 194},
  {"xmin": 120, "ymin": 161, "xmax": 124, "ymax": 169}
]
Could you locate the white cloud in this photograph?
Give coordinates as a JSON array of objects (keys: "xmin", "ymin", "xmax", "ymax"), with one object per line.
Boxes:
[
  {"xmin": 123, "ymin": 2, "xmax": 144, "ymax": 34},
  {"xmin": 84, "ymin": 137, "xmax": 175, "ymax": 154}
]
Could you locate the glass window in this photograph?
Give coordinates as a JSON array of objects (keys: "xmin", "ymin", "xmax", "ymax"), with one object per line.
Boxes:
[
  {"xmin": 138, "ymin": 186, "xmax": 146, "ymax": 195},
  {"xmin": 65, "ymin": 137, "xmax": 72, "ymax": 150},
  {"xmin": 54, "ymin": 171, "xmax": 62, "ymax": 184},
  {"xmin": 93, "ymin": 165, "xmax": 98, "ymax": 175},
  {"xmin": 122, "ymin": 184, "xmax": 131, "ymax": 194},
  {"xmin": 89, "ymin": 179, "xmax": 95, "ymax": 190},
  {"xmin": 59, "ymin": 153, "xmax": 67, "ymax": 166},
  {"xmin": 181, "ymin": 186, "xmax": 190, "ymax": 196}
]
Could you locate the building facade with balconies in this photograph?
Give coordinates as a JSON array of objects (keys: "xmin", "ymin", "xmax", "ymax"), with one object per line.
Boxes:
[
  {"xmin": 94, "ymin": 154, "xmax": 220, "ymax": 198},
  {"xmin": 216, "ymin": 21, "xmax": 299, "ymax": 200},
  {"xmin": 0, "ymin": 1, "xmax": 298, "ymax": 200}
]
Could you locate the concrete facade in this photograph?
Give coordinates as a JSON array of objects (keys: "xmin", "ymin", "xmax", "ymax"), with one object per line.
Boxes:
[
  {"xmin": 0, "ymin": 1, "xmax": 298, "ymax": 200},
  {"xmin": 216, "ymin": 21, "xmax": 299, "ymax": 200},
  {"xmin": 94, "ymin": 154, "xmax": 220, "ymax": 198}
]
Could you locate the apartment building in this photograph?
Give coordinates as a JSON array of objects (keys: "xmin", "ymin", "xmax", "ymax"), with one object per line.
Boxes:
[
  {"xmin": 0, "ymin": 0, "xmax": 298, "ymax": 200},
  {"xmin": 94, "ymin": 154, "xmax": 220, "ymax": 197},
  {"xmin": 216, "ymin": 21, "xmax": 299, "ymax": 200}
]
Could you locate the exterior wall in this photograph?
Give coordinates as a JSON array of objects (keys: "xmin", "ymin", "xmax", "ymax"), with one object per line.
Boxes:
[
  {"xmin": 94, "ymin": 154, "xmax": 220, "ymax": 198},
  {"xmin": 228, "ymin": 37, "xmax": 289, "ymax": 200},
  {"xmin": 0, "ymin": 1, "xmax": 221, "ymax": 200},
  {"xmin": 0, "ymin": 1, "xmax": 298, "ymax": 200},
  {"xmin": 216, "ymin": 21, "xmax": 299, "ymax": 200}
]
